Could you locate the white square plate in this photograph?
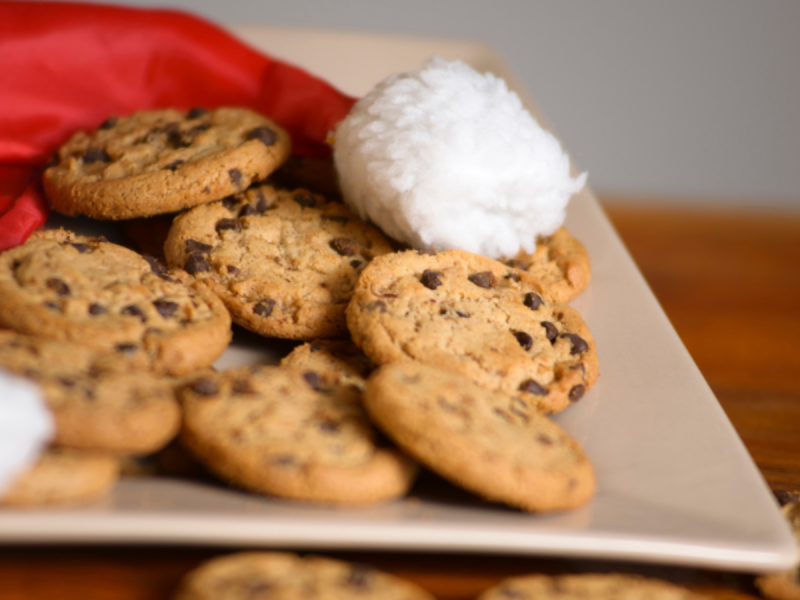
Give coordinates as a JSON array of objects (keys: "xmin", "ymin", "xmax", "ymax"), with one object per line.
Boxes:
[{"xmin": 0, "ymin": 26, "xmax": 795, "ymax": 572}]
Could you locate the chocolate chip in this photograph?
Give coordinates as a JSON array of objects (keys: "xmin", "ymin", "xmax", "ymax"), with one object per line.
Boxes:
[
  {"xmin": 365, "ymin": 300, "xmax": 387, "ymax": 313},
  {"xmin": 505, "ymin": 271, "xmax": 520, "ymax": 282},
  {"xmin": 468, "ymin": 271, "xmax": 496, "ymax": 288},
  {"xmin": 98, "ymin": 116, "xmax": 118, "ymax": 129},
  {"xmin": 322, "ymin": 215, "xmax": 349, "ymax": 225},
  {"xmin": 121, "ymin": 305, "xmax": 146, "ymax": 322},
  {"xmin": 493, "ymin": 408, "xmax": 512, "ymax": 423},
  {"xmin": 185, "ymin": 239, "xmax": 212, "ymax": 254},
  {"xmin": 185, "ymin": 253, "xmax": 209, "ymax": 274},
  {"xmin": 88, "ymin": 303, "xmax": 107, "ymax": 315},
  {"xmin": 46, "ymin": 278, "xmax": 70, "ymax": 296},
  {"xmin": 303, "ymin": 371, "xmax": 322, "ymax": 390},
  {"xmin": 239, "ymin": 204, "xmax": 258, "ymax": 217},
  {"xmin": 192, "ymin": 378, "xmax": 218, "ymax": 396},
  {"xmin": 513, "ymin": 331, "xmax": 533, "ymax": 351},
  {"xmin": 506, "ymin": 259, "xmax": 527, "ymax": 270},
  {"xmin": 561, "ymin": 333, "xmax": 589, "ymax": 355},
  {"xmin": 180, "ymin": 123, "xmax": 210, "ymax": 145},
  {"xmin": 254, "ymin": 298, "xmax": 276, "ymax": 317},
  {"xmin": 246, "ymin": 126, "xmax": 277, "ymax": 147},
  {"xmin": 228, "ymin": 169, "xmax": 244, "ymax": 188},
  {"xmin": 318, "ymin": 417, "xmax": 340, "ymax": 432},
  {"xmin": 569, "ymin": 385, "xmax": 586, "ymax": 402},
  {"xmin": 226, "ymin": 265, "xmax": 239, "ymax": 275},
  {"xmin": 456, "ymin": 310, "xmax": 470, "ymax": 318},
  {"xmin": 520, "ymin": 379, "xmax": 548, "ymax": 396},
  {"xmin": 541, "ymin": 321, "xmax": 558, "ymax": 343},
  {"xmin": 232, "ymin": 379, "xmax": 252, "ymax": 394},
  {"xmin": 43, "ymin": 301, "xmax": 60, "ymax": 312},
  {"xmin": 70, "ymin": 243, "xmax": 91, "ymax": 253},
  {"xmin": 524, "ymin": 292, "xmax": 543, "ymax": 310},
  {"xmin": 187, "ymin": 107, "xmax": 209, "ymax": 119},
  {"xmin": 163, "ymin": 159, "xmax": 184, "ymax": 171},
  {"xmin": 162, "ymin": 122, "xmax": 182, "ymax": 146},
  {"xmin": 420, "ymin": 269, "xmax": 443, "ymax": 290},
  {"xmin": 115, "ymin": 343, "xmax": 138, "ymax": 354},
  {"xmin": 153, "ymin": 299, "xmax": 179, "ymax": 318},
  {"xmin": 216, "ymin": 218, "xmax": 241, "ymax": 233},
  {"xmin": 144, "ymin": 255, "xmax": 168, "ymax": 274},
  {"xmin": 350, "ymin": 260, "xmax": 363, "ymax": 268},
  {"xmin": 255, "ymin": 193, "xmax": 271, "ymax": 213},
  {"xmin": 509, "ymin": 397, "xmax": 529, "ymax": 421},
  {"xmin": 293, "ymin": 192, "xmax": 317, "ymax": 208},
  {"xmin": 330, "ymin": 237, "xmax": 359, "ymax": 256},
  {"xmin": 221, "ymin": 196, "xmax": 238, "ymax": 211},
  {"xmin": 272, "ymin": 455, "xmax": 296, "ymax": 467},
  {"xmin": 347, "ymin": 564, "xmax": 374, "ymax": 588},
  {"xmin": 418, "ymin": 247, "xmax": 437, "ymax": 256},
  {"xmin": 537, "ymin": 434, "xmax": 554, "ymax": 446},
  {"xmin": 82, "ymin": 148, "xmax": 110, "ymax": 164}
]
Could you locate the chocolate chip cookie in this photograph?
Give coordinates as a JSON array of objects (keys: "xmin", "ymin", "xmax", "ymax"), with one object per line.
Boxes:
[
  {"xmin": 173, "ymin": 551, "xmax": 436, "ymax": 600},
  {"xmin": 0, "ymin": 330, "xmax": 180, "ymax": 455},
  {"xmin": 0, "ymin": 230, "xmax": 231, "ymax": 376},
  {"xmin": 365, "ymin": 362, "xmax": 595, "ymax": 512},
  {"xmin": 503, "ymin": 226, "xmax": 591, "ymax": 303},
  {"xmin": 43, "ymin": 107, "xmax": 291, "ymax": 219},
  {"xmin": 0, "ymin": 447, "xmax": 119, "ymax": 507},
  {"xmin": 179, "ymin": 365, "xmax": 417, "ymax": 505},
  {"xmin": 163, "ymin": 183, "xmax": 393, "ymax": 339},
  {"xmin": 347, "ymin": 249, "xmax": 598, "ymax": 414},
  {"xmin": 478, "ymin": 574, "xmax": 707, "ymax": 600}
]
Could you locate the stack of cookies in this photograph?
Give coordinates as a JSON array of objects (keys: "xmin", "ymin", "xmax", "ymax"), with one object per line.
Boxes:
[{"xmin": 0, "ymin": 105, "xmax": 599, "ymax": 513}]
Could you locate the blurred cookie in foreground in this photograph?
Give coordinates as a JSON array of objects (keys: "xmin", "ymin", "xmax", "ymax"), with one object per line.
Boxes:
[
  {"xmin": 1, "ymin": 448, "xmax": 118, "ymax": 507},
  {"xmin": 0, "ymin": 229, "xmax": 231, "ymax": 376},
  {"xmin": 503, "ymin": 227, "xmax": 591, "ymax": 303},
  {"xmin": 179, "ymin": 365, "xmax": 417, "ymax": 505},
  {"xmin": 173, "ymin": 551, "xmax": 435, "ymax": 600},
  {"xmin": 478, "ymin": 573, "xmax": 707, "ymax": 600},
  {"xmin": 347, "ymin": 248, "xmax": 598, "ymax": 414},
  {"xmin": 43, "ymin": 107, "xmax": 291, "ymax": 220},
  {"xmin": 756, "ymin": 499, "xmax": 800, "ymax": 600},
  {"xmin": 164, "ymin": 183, "xmax": 393, "ymax": 339},
  {"xmin": 365, "ymin": 362, "xmax": 595, "ymax": 512},
  {"xmin": 0, "ymin": 331, "xmax": 180, "ymax": 456}
]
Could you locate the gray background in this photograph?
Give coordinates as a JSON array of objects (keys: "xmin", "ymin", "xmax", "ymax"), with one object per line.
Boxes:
[{"xmin": 80, "ymin": 0, "xmax": 800, "ymax": 207}]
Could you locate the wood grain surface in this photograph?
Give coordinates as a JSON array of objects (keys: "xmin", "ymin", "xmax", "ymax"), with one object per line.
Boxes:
[{"xmin": 0, "ymin": 200, "xmax": 797, "ymax": 600}]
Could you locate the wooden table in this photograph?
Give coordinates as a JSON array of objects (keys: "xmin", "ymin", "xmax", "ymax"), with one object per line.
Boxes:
[{"xmin": 1, "ymin": 199, "xmax": 798, "ymax": 600}]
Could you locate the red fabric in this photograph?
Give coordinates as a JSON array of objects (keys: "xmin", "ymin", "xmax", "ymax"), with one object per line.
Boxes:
[{"xmin": 0, "ymin": 1, "xmax": 357, "ymax": 251}]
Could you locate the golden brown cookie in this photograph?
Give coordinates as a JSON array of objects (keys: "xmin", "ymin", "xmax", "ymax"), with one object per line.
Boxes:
[
  {"xmin": 0, "ymin": 330, "xmax": 180, "ymax": 455},
  {"xmin": 365, "ymin": 362, "xmax": 595, "ymax": 512},
  {"xmin": 43, "ymin": 107, "xmax": 291, "ymax": 219},
  {"xmin": 163, "ymin": 183, "xmax": 393, "ymax": 339},
  {"xmin": 173, "ymin": 551, "xmax": 435, "ymax": 600},
  {"xmin": 0, "ymin": 230, "xmax": 231, "ymax": 376},
  {"xmin": 503, "ymin": 226, "xmax": 591, "ymax": 303},
  {"xmin": 478, "ymin": 574, "xmax": 707, "ymax": 600},
  {"xmin": 179, "ymin": 365, "xmax": 417, "ymax": 505},
  {"xmin": 0, "ymin": 448, "xmax": 119, "ymax": 507},
  {"xmin": 347, "ymin": 248, "xmax": 598, "ymax": 414}
]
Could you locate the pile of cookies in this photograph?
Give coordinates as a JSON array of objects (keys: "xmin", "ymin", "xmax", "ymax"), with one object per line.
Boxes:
[
  {"xmin": 170, "ymin": 550, "xmax": 710, "ymax": 600},
  {"xmin": 0, "ymin": 106, "xmax": 598, "ymax": 513}
]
